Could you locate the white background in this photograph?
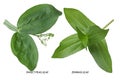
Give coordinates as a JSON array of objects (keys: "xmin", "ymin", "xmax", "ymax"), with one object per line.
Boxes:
[{"xmin": 0, "ymin": 0, "xmax": 120, "ymax": 80}]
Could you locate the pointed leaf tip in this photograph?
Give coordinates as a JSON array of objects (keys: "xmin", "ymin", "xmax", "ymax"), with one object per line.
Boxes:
[
  {"xmin": 52, "ymin": 34, "xmax": 85, "ymax": 58},
  {"xmin": 88, "ymin": 40, "xmax": 112, "ymax": 73}
]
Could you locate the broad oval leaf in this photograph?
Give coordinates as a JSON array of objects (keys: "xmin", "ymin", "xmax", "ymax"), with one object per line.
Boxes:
[
  {"xmin": 11, "ymin": 32, "xmax": 38, "ymax": 71},
  {"xmin": 64, "ymin": 8, "xmax": 97, "ymax": 34},
  {"xmin": 17, "ymin": 4, "xmax": 62, "ymax": 34},
  {"xmin": 88, "ymin": 39, "xmax": 112, "ymax": 73},
  {"xmin": 52, "ymin": 34, "xmax": 85, "ymax": 58}
]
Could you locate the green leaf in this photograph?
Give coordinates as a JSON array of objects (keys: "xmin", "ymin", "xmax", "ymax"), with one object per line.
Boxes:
[
  {"xmin": 52, "ymin": 34, "xmax": 85, "ymax": 58},
  {"xmin": 11, "ymin": 32, "xmax": 38, "ymax": 71},
  {"xmin": 17, "ymin": 4, "xmax": 62, "ymax": 34},
  {"xmin": 64, "ymin": 8, "xmax": 109, "ymax": 45},
  {"xmin": 88, "ymin": 39, "xmax": 112, "ymax": 73},
  {"xmin": 88, "ymin": 25, "xmax": 109, "ymax": 45},
  {"xmin": 76, "ymin": 27, "xmax": 88, "ymax": 48},
  {"xmin": 64, "ymin": 8, "xmax": 97, "ymax": 34}
]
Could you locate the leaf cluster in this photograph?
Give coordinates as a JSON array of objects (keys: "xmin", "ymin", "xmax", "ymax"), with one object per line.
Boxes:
[
  {"xmin": 4, "ymin": 4, "xmax": 113, "ymax": 73},
  {"xmin": 52, "ymin": 8, "xmax": 113, "ymax": 73},
  {"xmin": 4, "ymin": 4, "xmax": 62, "ymax": 71}
]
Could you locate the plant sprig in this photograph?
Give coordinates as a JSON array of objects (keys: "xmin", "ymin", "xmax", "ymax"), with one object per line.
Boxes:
[
  {"xmin": 52, "ymin": 8, "xmax": 113, "ymax": 73},
  {"xmin": 4, "ymin": 4, "xmax": 62, "ymax": 71}
]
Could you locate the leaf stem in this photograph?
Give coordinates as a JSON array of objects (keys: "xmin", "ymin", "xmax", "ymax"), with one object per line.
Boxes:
[
  {"xmin": 103, "ymin": 19, "xmax": 114, "ymax": 29},
  {"xmin": 3, "ymin": 19, "xmax": 17, "ymax": 31}
]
